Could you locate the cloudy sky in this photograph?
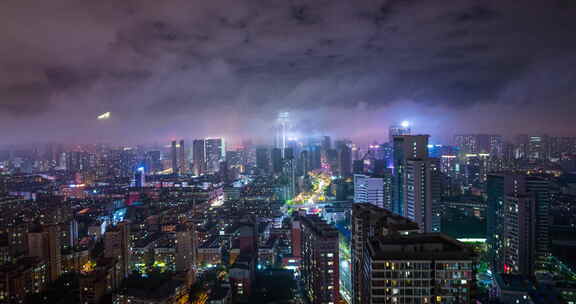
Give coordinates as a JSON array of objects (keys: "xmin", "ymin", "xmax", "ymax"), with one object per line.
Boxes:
[{"xmin": 1, "ymin": 0, "xmax": 576, "ymax": 145}]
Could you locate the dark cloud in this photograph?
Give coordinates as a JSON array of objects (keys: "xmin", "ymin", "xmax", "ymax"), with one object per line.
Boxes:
[{"xmin": 1, "ymin": 0, "xmax": 576, "ymax": 144}]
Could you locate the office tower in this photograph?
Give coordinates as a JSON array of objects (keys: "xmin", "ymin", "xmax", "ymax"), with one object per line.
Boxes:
[
  {"xmin": 134, "ymin": 166, "xmax": 145, "ymax": 188},
  {"xmin": 271, "ymin": 148, "xmax": 283, "ymax": 174},
  {"xmin": 364, "ymin": 234, "xmax": 476, "ymax": 304},
  {"xmin": 178, "ymin": 139, "xmax": 187, "ymax": 174},
  {"xmin": 300, "ymin": 216, "xmax": 339, "ymax": 304},
  {"xmin": 311, "ymin": 146, "xmax": 322, "ymax": 170},
  {"xmin": 338, "ymin": 144, "xmax": 353, "ymax": 177},
  {"xmin": 28, "ymin": 224, "xmax": 62, "ymax": 282},
  {"xmin": 205, "ymin": 138, "xmax": 225, "ymax": 174},
  {"xmin": 192, "ymin": 139, "xmax": 206, "ymax": 176},
  {"xmin": 104, "ymin": 222, "xmax": 130, "ymax": 280},
  {"xmin": 351, "ymin": 204, "xmax": 419, "ymax": 304},
  {"xmin": 487, "ymin": 173, "xmax": 550, "ymax": 275},
  {"xmin": 326, "ymin": 148, "xmax": 339, "ymax": 173},
  {"xmin": 144, "ymin": 150, "xmax": 161, "ymax": 173},
  {"xmin": 392, "ymin": 135, "xmax": 429, "ymax": 215},
  {"xmin": 388, "ymin": 121, "xmax": 411, "ymax": 141},
  {"xmin": 171, "ymin": 140, "xmax": 178, "ymax": 175},
  {"xmin": 175, "ymin": 224, "xmax": 195, "ymax": 273},
  {"xmin": 354, "ymin": 174, "xmax": 385, "ymax": 209},
  {"xmin": 256, "ymin": 147, "xmax": 270, "ymax": 174},
  {"xmin": 275, "ymin": 112, "xmax": 290, "ymax": 158}
]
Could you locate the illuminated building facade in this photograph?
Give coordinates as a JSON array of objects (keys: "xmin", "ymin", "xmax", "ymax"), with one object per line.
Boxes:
[
  {"xmin": 364, "ymin": 234, "xmax": 475, "ymax": 304},
  {"xmin": 392, "ymin": 135, "xmax": 429, "ymax": 215},
  {"xmin": 487, "ymin": 173, "xmax": 551, "ymax": 276},
  {"xmin": 205, "ymin": 138, "xmax": 225, "ymax": 174},
  {"xmin": 28, "ymin": 224, "xmax": 62, "ymax": 283},
  {"xmin": 351, "ymin": 204, "xmax": 419, "ymax": 304},
  {"xmin": 104, "ymin": 222, "xmax": 130, "ymax": 282},
  {"xmin": 275, "ymin": 112, "xmax": 290, "ymax": 158},
  {"xmin": 300, "ymin": 215, "xmax": 339, "ymax": 304}
]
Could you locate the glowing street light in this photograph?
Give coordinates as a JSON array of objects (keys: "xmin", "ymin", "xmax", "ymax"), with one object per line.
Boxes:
[{"xmin": 401, "ymin": 120, "xmax": 410, "ymax": 128}]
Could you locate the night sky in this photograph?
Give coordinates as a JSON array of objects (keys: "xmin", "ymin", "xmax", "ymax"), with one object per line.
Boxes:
[{"xmin": 2, "ymin": 0, "xmax": 576, "ymax": 144}]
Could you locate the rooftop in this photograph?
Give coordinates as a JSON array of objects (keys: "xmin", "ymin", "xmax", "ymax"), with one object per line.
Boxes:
[{"xmin": 367, "ymin": 233, "xmax": 475, "ymax": 260}]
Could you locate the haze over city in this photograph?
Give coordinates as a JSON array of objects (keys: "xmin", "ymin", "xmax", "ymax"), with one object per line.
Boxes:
[{"xmin": 1, "ymin": 1, "xmax": 576, "ymax": 304}]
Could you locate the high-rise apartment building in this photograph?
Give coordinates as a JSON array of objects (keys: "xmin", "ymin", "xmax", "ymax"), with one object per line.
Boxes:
[
  {"xmin": 354, "ymin": 174, "xmax": 392, "ymax": 210},
  {"xmin": 175, "ymin": 223, "xmax": 195, "ymax": 273},
  {"xmin": 104, "ymin": 222, "xmax": 130, "ymax": 281},
  {"xmin": 351, "ymin": 204, "xmax": 419, "ymax": 304},
  {"xmin": 454, "ymin": 134, "xmax": 503, "ymax": 157},
  {"xmin": 300, "ymin": 215, "xmax": 340, "ymax": 304},
  {"xmin": 403, "ymin": 158, "xmax": 442, "ymax": 233},
  {"xmin": 487, "ymin": 173, "xmax": 550, "ymax": 276},
  {"xmin": 28, "ymin": 225, "xmax": 61, "ymax": 283},
  {"xmin": 364, "ymin": 234, "xmax": 476, "ymax": 304},
  {"xmin": 392, "ymin": 135, "xmax": 429, "ymax": 215}
]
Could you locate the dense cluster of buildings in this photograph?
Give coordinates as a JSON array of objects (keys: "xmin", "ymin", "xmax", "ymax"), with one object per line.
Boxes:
[{"xmin": 0, "ymin": 117, "xmax": 575, "ymax": 304}]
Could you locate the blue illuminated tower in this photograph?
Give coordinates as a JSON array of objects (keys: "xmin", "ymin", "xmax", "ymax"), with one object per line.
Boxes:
[{"xmin": 134, "ymin": 166, "xmax": 145, "ymax": 188}]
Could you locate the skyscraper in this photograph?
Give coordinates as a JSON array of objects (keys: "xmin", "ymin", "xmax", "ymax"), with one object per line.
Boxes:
[
  {"xmin": 354, "ymin": 174, "xmax": 386, "ymax": 209},
  {"xmin": 256, "ymin": 147, "xmax": 270, "ymax": 174},
  {"xmin": 205, "ymin": 138, "xmax": 224, "ymax": 174},
  {"xmin": 337, "ymin": 142, "xmax": 353, "ymax": 177},
  {"xmin": 392, "ymin": 135, "xmax": 429, "ymax": 215},
  {"xmin": 104, "ymin": 222, "xmax": 130, "ymax": 281},
  {"xmin": 351, "ymin": 204, "xmax": 419, "ymax": 304},
  {"xmin": 403, "ymin": 158, "xmax": 442, "ymax": 233},
  {"xmin": 28, "ymin": 224, "xmax": 62, "ymax": 283},
  {"xmin": 300, "ymin": 215, "xmax": 339, "ymax": 304},
  {"xmin": 171, "ymin": 140, "xmax": 178, "ymax": 175},
  {"xmin": 175, "ymin": 223, "xmax": 195, "ymax": 273},
  {"xmin": 134, "ymin": 166, "xmax": 145, "ymax": 188},
  {"xmin": 275, "ymin": 112, "xmax": 290, "ymax": 158},
  {"xmin": 271, "ymin": 147, "xmax": 283, "ymax": 174},
  {"xmin": 192, "ymin": 139, "xmax": 206, "ymax": 176},
  {"xmin": 487, "ymin": 173, "xmax": 550, "ymax": 275},
  {"xmin": 178, "ymin": 139, "xmax": 187, "ymax": 174}
]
